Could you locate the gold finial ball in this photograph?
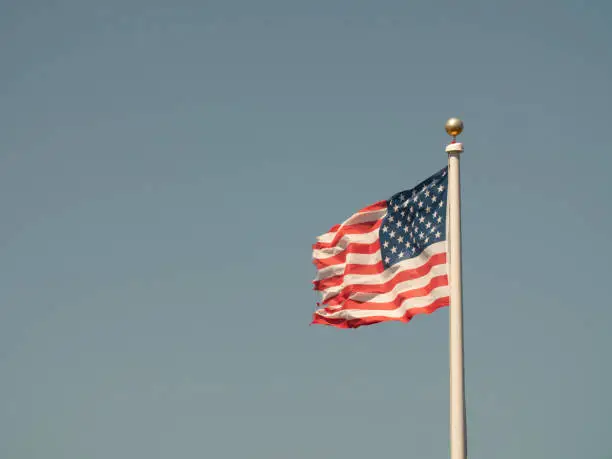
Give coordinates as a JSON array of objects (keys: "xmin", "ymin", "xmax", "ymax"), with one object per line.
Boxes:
[{"xmin": 445, "ymin": 117, "xmax": 464, "ymax": 137}]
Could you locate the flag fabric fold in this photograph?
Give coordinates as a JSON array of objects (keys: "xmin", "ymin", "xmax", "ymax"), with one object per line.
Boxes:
[{"xmin": 312, "ymin": 167, "xmax": 450, "ymax": 328}]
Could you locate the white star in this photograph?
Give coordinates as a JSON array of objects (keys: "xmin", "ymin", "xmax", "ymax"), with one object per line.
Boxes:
[
  {"xmin": 383, "ymin": 240, "xmax": 390, "ymax": 248},
  {"xmin": 424, "ymin": 190, "xmax": 431, "ymax": 197},
  {"xmin": 396, "ymin": 220, "xmax": 403, "ymax": 228},
  {"xmin": 419, "ymin": 232, "xmax": 425, "ymax": 239},
  {"xmin": 382, "ymin": 225, "xmax": 389, "ymax": 233},
  {"xmin": 425, "ymin": 237, "xmax": 430, "ymax": 243},
  {"xmin": 388, "ymin": 215, "xmax": 395, "ymax": 223},
  {"xmin": 426, "ymin": 222, "xmax": 432, "ymax": 229},
  {"xmin": 405, "ymin": 241, "xmax": 412, "ymax": 248},
  {"xmin": 433, "ymin": 211, "xmax": 438, "ymax": 218},
  {"xmin": 389, "ymin": 230, "xmax": 396, "ymax": 238},
  {"xmin": 439, "ymin": 201, "xmax": 444, "ymax": 208},
  {"xmin": 429, "ymin": 226, "xmax": 436, "ymax": 233},
  {"xmin": 398, "ymin": 235, "xmax": 404, "ymax": 243},
  {"xmin": 400, "ymin": 211, "xmax": 405, "ymax": 217},
  {"xmin": 393, "ymin": 204, "xmax": 400, "ymax": 212},
  {"xmin": 398, "ymin": 251, "xmax": 405, "ymax": 258},
  {"xmin": 404, "ymin": 225, "xmax": 410, "ymax": 232},
  {"xmin": 438, "ymin": 185, "xmax": 445, "ymax": 193},
  {"xmin": 399, "ymin": 193, "xmax": 406, "ymax": 201},
  {"xmin": 437, "ymin": 216, "xmax": 442, "ymax": 223},
  {"xmin": 418, "ymin": 200, "xmax": 424, "ymax": 208},
  {"xmin": 391, "ymin": 246, "xmax": 397, "ymax": 254},
  {"xmin": 435, "ymin": 231, "xmax": 441, "ymax": 238},
  {"xmin": 385, "ymin": 256, "xmax": 391, "ymax": 264},
  {"xmin": 431, "ymin": 196, "xmax": 437, "ymax": 203},
  {"xmin": 409, "ymin": 206, "xmax": 414, "ymax": 213},
  {"xmin": 419, "ymin": 216, "xmax": 425, "ymax": 223},
  {"xmin": 425, "ymin": 206, "xmax": 431, "ymax": 213}
]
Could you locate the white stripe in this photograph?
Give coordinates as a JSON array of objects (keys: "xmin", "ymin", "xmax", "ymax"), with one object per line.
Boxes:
[
  {"xmin": 320, "ymin": 261, "xmax": 447, "ymax": 306},
  {"xmin": 317, "ymin": 241, "xmax": 446, "ymax": 302},
  {"xmin": 313, "ymin": 252, "xmax": 382, "ymax": 281},
  {"xmin": 348, "ymin": 263, "xmax": 448, "ymax": 303},
  {"xmin": 312, "ymin": 227, "xmax": 381, "ymax": 259},
  {"xmin": 319, "ymin": 285, "xmax": 344, "ymax": 303},
  {"xmin": 315, "ymin": 209, "xmax": 386, "ymax": 243},
  {"xmin": 317, "ymin": 241, "xmax": 446, "ymax": 291},
  {"xmin": 315, "ymin": 286, "xmax": 449, "ymax": 320}
]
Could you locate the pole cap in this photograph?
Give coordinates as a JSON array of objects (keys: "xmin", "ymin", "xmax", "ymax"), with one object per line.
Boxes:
[{"xmin": 445, "ymin": 142, "xmax": 464, "ymax": 153}]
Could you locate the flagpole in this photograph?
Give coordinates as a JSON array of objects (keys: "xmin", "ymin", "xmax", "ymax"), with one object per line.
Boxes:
[{"xmin": 445, "ymin": 118, "xmax": 467, "ymax": 459}]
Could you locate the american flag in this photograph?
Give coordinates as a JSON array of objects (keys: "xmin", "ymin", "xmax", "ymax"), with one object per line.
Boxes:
[{"xmin": 312, "ymin": 167, "xmax": 450, "ymax": 328}]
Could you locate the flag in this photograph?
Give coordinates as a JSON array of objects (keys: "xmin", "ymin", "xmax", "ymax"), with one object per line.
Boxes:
[{"xmin": 312, "ymin": 167, "xmax": 450, "ymax": 328}]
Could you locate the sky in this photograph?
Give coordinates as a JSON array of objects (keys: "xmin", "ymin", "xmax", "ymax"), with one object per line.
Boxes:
[{"xmin": 1, "ymin": 0, "xmax": 611, "ymax": 458}]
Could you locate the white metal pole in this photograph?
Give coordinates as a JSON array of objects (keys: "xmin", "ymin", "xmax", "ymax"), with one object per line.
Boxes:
[{"xmin": 445, "ymin": 120, "xmax": 466, "ymax": 459}]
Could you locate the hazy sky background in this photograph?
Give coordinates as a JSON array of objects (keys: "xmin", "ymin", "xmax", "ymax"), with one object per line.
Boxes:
[{"xmin": 1, "ymin": 1, "xmax": 611, "ymax": 458}]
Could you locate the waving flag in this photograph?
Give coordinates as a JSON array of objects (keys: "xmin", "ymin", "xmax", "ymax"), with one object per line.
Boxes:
[{"xmin": 312, "ymin": 167, "xmax": 450, "ymax": 328}]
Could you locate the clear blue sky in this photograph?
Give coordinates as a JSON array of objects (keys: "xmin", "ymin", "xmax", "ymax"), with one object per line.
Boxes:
[{"xmin": 1, "ymin": 1, "xmax": 611, "ymax": 458}]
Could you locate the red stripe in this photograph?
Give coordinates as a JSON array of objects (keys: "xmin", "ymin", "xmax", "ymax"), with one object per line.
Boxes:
[
  {"xmin": 358, "ymin": 201, "xmax": 387, "ymax": 212},
  {"xmin": 313, "ymin": 252, "xmax": 446, "ymax": 294},
  {"xmin": 323, "ymin": 263, "xmax": 447, "ymax": 306},
  {"xmin": 312, "ymin": 241, "xmax": 380, "ymax": 269},
  {"xmin": 311, "ymin": 296, "xmax": 450, "ymax": 329},
  {"xmin": 317, "ymin": 201, "xmax": 386, "ymax": 237},
  {"xmin": 321, "ymin": 275, "xmax": 448, "ymax": 313},
  {"xmin": 312, "ymin": 220, "xmax": 382, "ymax": 250},
  {"xmin": 313, "ymin": 261, "xmax": 385, "ymax": 289}
]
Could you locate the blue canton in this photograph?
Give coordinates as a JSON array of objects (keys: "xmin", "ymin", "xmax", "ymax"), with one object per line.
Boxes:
[{"xmin": 379, "ymin": 167, "xmax": 448, "ymax": 269}]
